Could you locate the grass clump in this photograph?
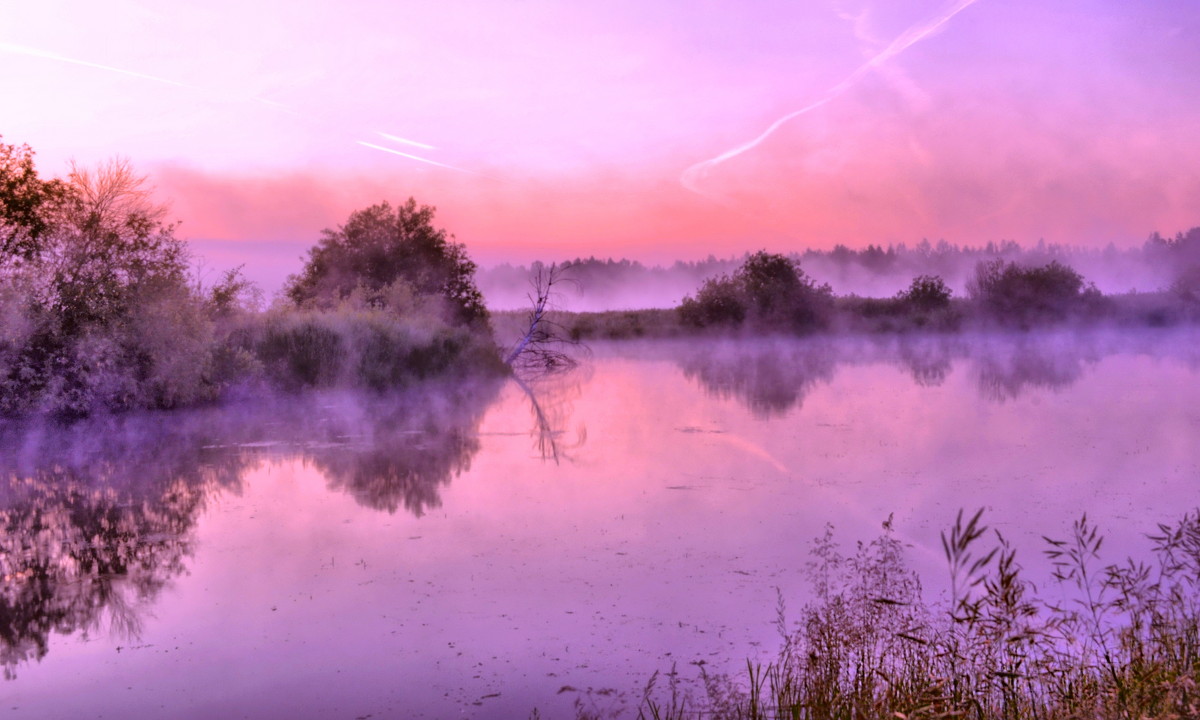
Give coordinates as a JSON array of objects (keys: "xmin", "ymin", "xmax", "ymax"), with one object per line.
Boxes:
[{"xmin": 632, "ymin": 510, "xmax": 1200, "ymax": 720}]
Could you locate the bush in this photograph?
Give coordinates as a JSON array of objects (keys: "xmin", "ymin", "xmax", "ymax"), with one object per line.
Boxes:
[
  {"xmin": 0, "ymin": 157, "xmax": 222, "ymax": 416},
  {"xmin": 252, "ymin": 308, "xmax": 502, "ymax": 391},
  {"xmin": 679, "ymin": 252, "xmax": 832, "ymax": 332},
  {"xmin": 967, "ymin": 259, "xmax": 1092, "ymax": 324},
  {"xmin": 898, "ymin": 274, "xmax": 952, "ymax": 311}
]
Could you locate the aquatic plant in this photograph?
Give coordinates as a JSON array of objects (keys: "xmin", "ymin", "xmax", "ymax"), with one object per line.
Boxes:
[{"xmin": 631, "ymin": 509, "xmax": 1200, "ymax": 720}]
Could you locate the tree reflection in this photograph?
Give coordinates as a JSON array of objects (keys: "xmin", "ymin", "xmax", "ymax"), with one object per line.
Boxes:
[
  {"xmin": 678, "ymin": 339, "xmax": 837, "ymax": 418},
  {"xmin": 973, "ymin": 341, "xmax": 1093, "ymax": 402},
  {"xmin": 669, "ymin": 330, "xmax": 1200, "ymax": 412},
  {"xmin": 0, "ymin": 414, "xmax": 247, "ymax": 679},
  {"xmin": 0, "ymin": 377, "xmax": 504, "ymax": 677},
  {"xmin": 895, "ymin": 337, "xmax": 956, "ymax": 387},
  {"xmin": 514, "ymin": 371, "xmax": 587, "ymax": 463},
  {"xmin": 296, "ymin": 380, "xmax": 503, "ymax": 515}
]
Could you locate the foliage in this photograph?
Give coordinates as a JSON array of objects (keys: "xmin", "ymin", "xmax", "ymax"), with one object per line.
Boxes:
[
  {"xmin": 679, "ymin": 251, "xmax": 833, "ymax": 332},
  {"xmin": 0, "ymin": 157, "xmax": 218, "ymax": 416},
  {"xmin": 253, "ymin": 306, "xmax": 503, "ymax": 391},
  {"xmin": 285, "ymin": 198, "xmax": 489, "ymax": 328},
  {"xmin": 967, "ymin": 259, "xmax": 1098, "ymax": 324},
  {"xmin": 898, "ymin": 274, "xmax": 952, "ymax": 311},
  {"xmin": 1, "ymin": 139, "xmax": 501, "ymax": 418},
  {"xmin": 632, "ymin": 509, "xmax": 1200, "ymax": 720},
  {"xmin": 0, "ymin": 138, "xmax": 68, "ymax": 263}
]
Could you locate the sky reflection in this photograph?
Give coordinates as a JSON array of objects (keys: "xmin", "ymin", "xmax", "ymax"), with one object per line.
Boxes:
[{"xmin": 2, "ymin": 329, "xmax": 1198, "ymax": 717}]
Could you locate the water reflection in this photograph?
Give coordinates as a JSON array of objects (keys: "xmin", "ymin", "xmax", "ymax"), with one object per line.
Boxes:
[
  {"xmin": 265, "ymin": 383, "xmax": 504, "ymax": 516},
  {"xmin": 672, "ymin": 329, "xmax": 1200, "ymax": 415},
  {"xmin": 0, "ymin": 424, "xmax": 237, "ymax": 679},
  {"xmin": 971, "ymin": 338, "xmax": 1096, "ymax": 403},
  {"xmin": 678, "ymin": 339, "xmax": 837, "ymax": 418},
  {"xmin": 0, "ymin": 378, "xmax": 504, "ymax": 678},
  {"xmin": 515, "ymin": 371, "xmax": 588, "ymax": 463}
]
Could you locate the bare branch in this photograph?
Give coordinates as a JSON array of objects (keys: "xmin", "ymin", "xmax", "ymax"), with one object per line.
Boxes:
[{"xmin": 504, "ymin": 262, "xmax": 583, "ymax": 374}]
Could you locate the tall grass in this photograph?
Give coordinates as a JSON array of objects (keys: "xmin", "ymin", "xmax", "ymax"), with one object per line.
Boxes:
[{"xmin": 631, "ymin": 510, "xmax": 1200, "ymax": 720}]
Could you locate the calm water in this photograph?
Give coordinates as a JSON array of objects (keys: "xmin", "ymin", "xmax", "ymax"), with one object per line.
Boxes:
[{"xmin": 2, "ymin": 329, "xmax": 1198, "ymax": 718}]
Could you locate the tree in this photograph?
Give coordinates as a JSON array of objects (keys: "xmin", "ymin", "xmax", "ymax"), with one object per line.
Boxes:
[
  {"xmin": 898, "ymin": 274, "xmax": 952, "ymax": 311},
  {"xmin": 504, "ymin": 262, "xmax": 578, "ymax": 373},
  {"xmin": 286, "ymin": 199, "xmax": 488, "ymax": 328},
  {"xmin": 679, "ymin": 251, "xmax": 832, "ymax": 331},
  {"xmin": 967, "ymin": 259, "xmax": 1089, "ymax": 324},
  {"xmin": 42, "ymin": 158, "xmax": 191, "ymax": 335},
  {"xmin": 0, "ymin": 138, "xmax": 67, "ymax": 264},
  {"xmin": 1, "ymin": 156, "xmax": 213, "ymax": 415}
]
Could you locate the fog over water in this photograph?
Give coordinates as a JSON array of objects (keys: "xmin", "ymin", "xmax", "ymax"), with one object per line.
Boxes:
[
  {"xmin": 474, "ymin": 235, "xmax": 1198, "ymax": 312},
  {"xmin": 2, "ymin": 328, "xmax": 1197, "ymax": 718}
]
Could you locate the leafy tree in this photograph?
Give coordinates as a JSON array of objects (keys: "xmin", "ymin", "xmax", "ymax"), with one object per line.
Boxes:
[
  {"xmin": 967, "ymin": 259, "xmax": 1090, "ymax": 324},
  {"xmin": 286, "ymin": 199, "xmax": 488, "ymax": 328},
  {"xmin": 0, "ymin": 138, "xmax": 67, "ymax": 264},
  {"xmin": 1, "ymin": 157, "xmax": 213, "ymax": 415},
  {"xmin": 898, "ymin": 274, "xmax": 952, "ymax": 311},
  {"xmin": 679, "ymin": 251, "xmax": 831, "ymax": 331},
  {"xmin": 41, "ymin": 158, "xmax": 192, "ymax": 335},
  {"xmin": 679, "ymin": 273, "xmax": 747, "ymax": 327}
]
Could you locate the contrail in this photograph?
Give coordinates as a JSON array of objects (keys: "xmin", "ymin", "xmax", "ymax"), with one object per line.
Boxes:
[
  {"xmin": 3, "ymin": 40, "xmax": 482, "ymax": 175},
  {"xmin": 0, "ymin": 41, "xmax": 189, "ymax": 88},
  {"xmin": 356, "ymin": 141, "xmax": 479, "ymax": 174},
  {"xmin": 377, "ymin": 132, "xmax": 436, "ymax": 150},
  {"xmin": 681, "ymin": 0, "xmax": 982, "ymax": 194},
  {"xmin": 1, "ymin": 40, "xmax": 303, "ymax": 113}
]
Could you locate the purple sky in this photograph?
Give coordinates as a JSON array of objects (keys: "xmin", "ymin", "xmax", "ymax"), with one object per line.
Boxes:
[{"xmin": 3, "ymin": 0, "xmax": 1198, "ymax": 286}]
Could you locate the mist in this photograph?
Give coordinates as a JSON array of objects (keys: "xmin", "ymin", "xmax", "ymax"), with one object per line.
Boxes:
[{"xmin": 476, "ymin": 230, "xmax": 1198, "ymax": 312}]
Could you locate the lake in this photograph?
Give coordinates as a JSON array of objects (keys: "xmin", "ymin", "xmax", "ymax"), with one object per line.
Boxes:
[{"xmin": 2, "ymin": 328, "xmax": 1198, "ymax": 718}]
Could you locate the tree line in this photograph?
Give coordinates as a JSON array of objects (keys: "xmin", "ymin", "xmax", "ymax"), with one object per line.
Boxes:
[
  {"xmin": 0, "ymin": 138, "xmax": 500, "ymax": 418},
  {"xmin": 4, "ymin": 135, "xmax": 1199, "ymax": 417}
]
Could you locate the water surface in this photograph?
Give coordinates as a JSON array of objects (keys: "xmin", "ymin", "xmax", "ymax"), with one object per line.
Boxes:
[{"xmin": 3, "ymin": 329, "xmax": 1198, "ymax": 718}]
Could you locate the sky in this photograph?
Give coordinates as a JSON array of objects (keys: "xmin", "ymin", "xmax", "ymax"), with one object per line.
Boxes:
[{"xmin": 3, "ymin": 0, "xmax": 1199, "ymax": 289}]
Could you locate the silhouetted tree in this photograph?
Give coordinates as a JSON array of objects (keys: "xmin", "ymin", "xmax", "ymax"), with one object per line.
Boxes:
[
  {"xmin": 679, "ymin": 251, "xmax": 832, "ymax": 332},
  {"xmin": 0, "ymin": 138, "xmax": 67, "ymax": 264},
  {"xmin": 967, "ymin": 259, "xmax": 1093, "ymax": 325},
  {"xmin": 286, "ymin": 198, "xmax": 488, "ymax": 328},
  {"xmin": 898, "ymin": 275, "xmax": 952, "ymax": 311},
  {"xmin": 505, "ymin": 262, "xmax": 580, "ymax": 374}
]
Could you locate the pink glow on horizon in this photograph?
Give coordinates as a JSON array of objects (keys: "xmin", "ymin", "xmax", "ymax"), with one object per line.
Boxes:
[{"xmin": 3, "ymin": 0, "xmax": 1199, "ymax": 268}]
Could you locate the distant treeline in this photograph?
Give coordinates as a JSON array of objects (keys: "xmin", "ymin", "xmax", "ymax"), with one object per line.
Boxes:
[
  {"xmin": 501, "ymin": 245, "xmax": 1200, "ymax": 342},
  {"xmin": 478, "ymin": 230, "xmax": 1200, "ymax": 311}
]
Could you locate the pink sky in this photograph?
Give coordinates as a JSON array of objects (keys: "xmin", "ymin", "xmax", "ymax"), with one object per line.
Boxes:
[{"xmin": 3, "ymin": 0, "xmax": 1199, "ymax": 287}]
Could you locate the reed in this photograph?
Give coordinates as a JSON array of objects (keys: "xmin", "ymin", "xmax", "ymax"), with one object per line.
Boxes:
[{"xmin": 626, "ymin": 509, "xmax": 1200, "ymax": 720}]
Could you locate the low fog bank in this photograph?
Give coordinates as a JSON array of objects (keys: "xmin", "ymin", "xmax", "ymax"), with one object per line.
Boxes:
[{"xmin": 477, "ymin": 230, "xmax": 1200, "ymax": 312}]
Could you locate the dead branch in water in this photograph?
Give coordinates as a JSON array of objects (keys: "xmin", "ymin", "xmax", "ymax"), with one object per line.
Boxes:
[{"xmin": 504, "ymin": 262, "xmax": 582, "ymax": 374}]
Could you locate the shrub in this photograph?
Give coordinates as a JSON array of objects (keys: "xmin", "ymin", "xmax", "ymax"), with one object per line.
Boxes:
[
  {"xmin": 679, "ymin": 252, "xmax": 832, "ymax": 332},
  {"xmin": 897, "ymin": 274, "xmax": 952, "ymax": 311},
  {"xmin": 252, "ymin": 308, "xmax": 502, "ymax": 391},
  {"xmin": 0, "ymin": 157, "xmax": 221, "ymax": 416},
  {"xmin": 967, "ymin": 259, "xmax": 1091, "ymax": 324},
  {"xmin": 256, "ymin": 315, "xmax": 346, "ymax": 388},
  {"xmin": 679, "ymin": 274, "xmax": 747, "ymax": 327}
]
